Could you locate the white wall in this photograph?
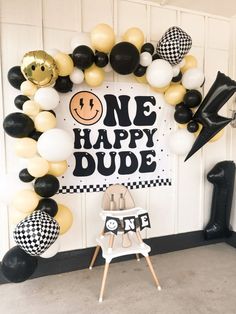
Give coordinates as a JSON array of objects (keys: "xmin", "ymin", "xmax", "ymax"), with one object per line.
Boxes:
[{"xmin": 0, "ymin": 0, "xmax": 234, "ymax": 260}]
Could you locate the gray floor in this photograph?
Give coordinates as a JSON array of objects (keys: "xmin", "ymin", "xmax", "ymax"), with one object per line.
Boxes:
[{"xmin": 0, "ymin": 243, "xmax": 236, "ymax": 314}]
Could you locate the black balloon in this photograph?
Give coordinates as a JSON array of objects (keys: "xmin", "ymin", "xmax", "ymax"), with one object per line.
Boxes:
[
  {"xmin": 95, "ymin": 52, "xmax": 109, "ymax": 68},
  {"xmin": 172, "ymin": 71, "xmax": 182, "ymax": 83},
  {"xmin": 29, "ymin": 130, "xmax": 42, "ymax": 141},
  {"xmin": 34, "ymin": 174, "xmax": 60, "ymax": 197},
  {"xmin": 175, "ymin": 102, "xmax": 185, "ymax": 111},
  {"xmin": 185, "ymin": 72, "xmax": 236, "ymax": 161},
  {"xmin": 110, "ymin": 42, "xmax": 139, "ymax": 75},
  {"xmin": 152, "ymin": 53, "xmax": 160, "ymax": 61},
  {"xmin": 35, "ymin": 198, "xmax": 58, "ymax": 217},
  {"xmin": 133, "ymin": 64, "xmax": 147, "ymax": 77},
  {"xmin": 19, "ymin": 168, "xmax": 35, "ymax": 183},
  {"xmin": 14, "ymin": 95, "xmax": 30, "ymax": 110},
  {"xmin": 204, "ymin": 161, "xmax": 235, "ymax": 240},
  {"xmin": 187, "ymin": 120, "xmax": 199, "ymax": 133},
  {"xmin": 7, "ymin": 66, "xmax": 26, "ymax": 90},
  {"xmin": 54, "ymin": 76, "xmax": 73, "ymax": 93},
  {"xmin": 174, "ymin": 107, "xmax": 193, "ymax": 124},
  {"xmin": 72, "ymin": 45, "xmax": 94, "ymax": 70},
  {"xmin": 3, "ymin": 112, "xmax": 34, "ymax": 138},
  {"xmin": 1, "ymin": 246, "xmax": 38, "ymax": 283},
  {"xmin": 184, "ymin": 90, "xmax": 202, "ymax": 108},
  {"xmin": 141, "ymin": 43, "xmax": 155, "ymax": 55}
]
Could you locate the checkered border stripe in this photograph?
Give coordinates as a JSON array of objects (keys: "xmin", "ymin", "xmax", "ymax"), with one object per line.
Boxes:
[{"xmin": 58, "ymin": 178, "xmax": 172, "ymax": 194}]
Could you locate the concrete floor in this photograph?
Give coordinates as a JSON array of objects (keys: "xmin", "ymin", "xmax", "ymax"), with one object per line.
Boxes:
[{"xmin": 0, "ymin": 243, "xmax": 236, "ymax": 314}]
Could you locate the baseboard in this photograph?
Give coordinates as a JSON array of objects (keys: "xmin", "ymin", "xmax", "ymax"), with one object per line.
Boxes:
[
  {"xmin": 226, "ymin": 231, "xmax": 236, "ymax": 248},
  {"xmin": 0, "ymin": 230, "xmax": 225, "ymax": 284}
]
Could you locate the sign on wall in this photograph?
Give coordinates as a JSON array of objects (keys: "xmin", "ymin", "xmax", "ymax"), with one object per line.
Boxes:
[{"xmin": 56, "ymin": 82, "xmax": 172, "ymax": 193}]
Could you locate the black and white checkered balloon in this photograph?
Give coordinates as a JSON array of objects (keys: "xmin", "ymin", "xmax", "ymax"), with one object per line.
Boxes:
[
  {"xmin": 156, "ymin": 26, "xmax": 192, "ymax": 65},
  {"xmin": 13, "ymin": 211, "xmax": 60, "ymax": 256}
]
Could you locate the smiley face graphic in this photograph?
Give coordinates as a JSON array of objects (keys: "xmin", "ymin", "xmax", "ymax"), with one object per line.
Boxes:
[
  {"xmin": 69, "ymin": 91, "xmax": 103, "ymax": 125},
  {"xmin": 106, "ymin": 219, "xmax": 118, "ymax": 231},
  {"xmin": 21, "ymin": 50, "xmax": 58, "ymax": 87}
]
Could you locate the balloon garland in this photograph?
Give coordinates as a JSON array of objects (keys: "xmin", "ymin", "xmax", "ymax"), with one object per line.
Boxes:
[{"xmin": 2, "ymin": 23, "xmax": 209, "ymax": 282}]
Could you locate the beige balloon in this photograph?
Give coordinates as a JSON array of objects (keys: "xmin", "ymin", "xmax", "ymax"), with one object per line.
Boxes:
[
  {"xmin": 9, "ymin": 208, "xmax": 30, "ymax": 225},
  {"xmin": 34, "ymin": 111, "xmax": 57, "ymax": 132},
  {"xmin": 54, "ymin": 52, "xmax": 74, "ymax": 76},
  {"xmin": 28, "ymin": 156, "xmax": 49, "ymax": 177},
  {"xmin": 123, "ymin": 27, "xmax": 144, "ymax": 50},
  {"xmin": 20, "ymin": 80, "xmax": 38, "ymax": 97},
  {"xmin": 90, "ymin": 23, "xmax": 115, "ymax": 53},
  {"xmin": 23, "ymin": 100, "xmax": 40, "ymax": 116},
  {"xmin": 14, "ymin": 137, "xmax": 37, "ymax": 158},
  {"xmin": 48, "ymin": 160, "xmax": 68, "ymax": 177},
  {"xmin": 181, "ymin": 55, "xmax": 198, "ymax": 73},
  {"xmin": 178, "ymin": 123, "xmax": 187, "ymax": 129},
  {"xmin": 209, "ymin": 129, "xmax": 224, "ymax": 142},
  {"xmin": 84, "ymin": 64, "xmax": 105, "ymax": 87},
  {"xmin": 54, "ymin": 204, "xmax": 73, "ymax": 235},
  {"xmin": 135, "ymin": 74, "xmax": 148, "ymax": 84},
  {"xmin": 164, "ymin": 84, "xmax": 186, "ymax": 106},
  {"xmin": 11, "ymin": 189, "xmax": 40, "ymax": 213}
]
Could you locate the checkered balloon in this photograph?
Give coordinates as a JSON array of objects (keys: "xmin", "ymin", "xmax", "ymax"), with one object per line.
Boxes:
[
  {"xmin": 13, "ymin": 211, "xmax": 60, "ymax": 256},
  {"xmin": 156, "ymin": 26, "xmax": 192, "ymax": 65}
]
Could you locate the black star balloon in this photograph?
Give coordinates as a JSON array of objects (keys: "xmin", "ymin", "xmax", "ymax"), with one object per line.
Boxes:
[{"xmin": 185, "ymin": 72, "xmax": 236, "ymax": 161}]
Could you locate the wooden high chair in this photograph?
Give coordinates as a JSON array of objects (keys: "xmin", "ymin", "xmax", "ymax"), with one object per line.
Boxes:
[{"xmin": 89, "ymin": 184, "xmax": 161, "ymax": 302}]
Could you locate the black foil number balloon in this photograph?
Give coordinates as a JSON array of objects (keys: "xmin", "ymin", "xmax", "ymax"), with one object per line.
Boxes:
[
  {"xmin": 185, "ymin": 72, "xmax": 236, "ymax": 161},
  {"xmin": 110, "ymin": 42, "xmax": 139, "ymax": 75},
  {"xmin": 3, "ymin": 113, "xmax": 35, "ymax": 138},
  {"xmin": 1, "ymin": 246, "xmax": 38, "ymax": 283},
  {"xmin": 204, "ymin": 161, "xmax": 235, "ymax": 240}
]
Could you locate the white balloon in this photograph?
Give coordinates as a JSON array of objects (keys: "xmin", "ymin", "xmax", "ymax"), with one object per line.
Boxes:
[
  {"xmin": 69, "ymin": 68, "xmax": 84, "ymax": 84},
  {"xmin": 182, "ymin": 68, "xmax": 205, "ymax": 90},
  {"xmin": 172, "ymin": 65, "xmax": 180, "ymax": 77},
  {"xmin": 140, "ymin": 52, "xmax": 152, "ymax": 67},
  {"xmin": 34, "ymin": 87, "xmax": 60, "ymax": 110},
  {"xmin": 146, "ymin": 59, "xmax": 173, "ymax": 88},
  {"xmin": 168, "ymin": 129, "xmax": 195, "ymax": 156},
  {"xmin": 37, "ymin": 128, "xmax": 74, "ymax": 162},
  {"xmin": 46, "ymin": 49, "xmax": 60, "ymax": 57},
  {"xmin": 71, "ymin": 33, "xmax": 92, "ymax": 51},
  {"xmin": 40, "ymin": 238, "xmax": 60, "ymax": 258}
]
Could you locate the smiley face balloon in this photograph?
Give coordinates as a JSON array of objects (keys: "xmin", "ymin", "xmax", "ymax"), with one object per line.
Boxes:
[{"xmin": 21, "ymin": 50, "xmax": 58, "ymax": 87}]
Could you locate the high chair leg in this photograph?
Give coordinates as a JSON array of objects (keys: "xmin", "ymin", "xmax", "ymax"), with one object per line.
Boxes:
[
  {"xmin": 89, "ymin": 245, "xmax": 101, "ymax": 270},
  {"xmin": 99, "ymin": 262, "xmax": 110, "ymax": 302},
  {"xmin": 145, "ymin": 255, "xmax": 161, "ymax": 290}
]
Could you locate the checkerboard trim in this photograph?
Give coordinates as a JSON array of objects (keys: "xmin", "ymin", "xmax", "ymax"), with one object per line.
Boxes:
[{"xmin": 58, "ymin": 178, "xmax": 172, "ymax": 194}]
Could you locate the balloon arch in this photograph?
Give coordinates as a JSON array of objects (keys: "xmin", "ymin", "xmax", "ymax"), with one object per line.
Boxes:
[{"xmin": 2, "ymin": 23, "xmax": 233, "ymax": 282}]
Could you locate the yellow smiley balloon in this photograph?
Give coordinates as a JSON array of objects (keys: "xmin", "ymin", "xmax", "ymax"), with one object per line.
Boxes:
[{"xmin": 21, "ymin": 50, "xmax": 58, "ymax": 87}]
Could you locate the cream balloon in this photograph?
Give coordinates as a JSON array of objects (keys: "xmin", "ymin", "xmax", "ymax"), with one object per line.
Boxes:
[
  {"xmin": 14, "ymin": 137, "xmax": 37, "ymax": 158},
  {"xmin": 54, "ymin": 53, "xmax": 74, "ymax": 76},
  {"xmin": 90, "ymin": 24, "xmax": 115, "ymax": 53},
  {"xmin": 140, "ymin": 52, "xmax": 152, "ymax": 67},
  {"xmin": 69, "ymin": 68, "xmax": 84, "ymax": 85},
  {"xmin": 164, "ymin": 84, "xmax": 186, "ymax": 106},
  {"xmin": 151, "ymin": 84, "xmax": 170, "ymax": 93},
  {"xmin": 34, "ymin": 111, "xmax": 57, "ymax": 132},
  {"xmin": 40, "ymin": 238, "xmax": 60, "ymax": 258},
  {"xmin": 23, "ymin": 100, "xmax": 40, "ymax": 116},
  {"xmin": 168, "ymin": 129, "xmax": 195, "ymax": 155},
  {"xmin": 123, "ymin": 27, "xmax": 144, "ymax": 50},
  {"xmin": 34, "ymin": 87, "xmax": 60, "ymax": 110},
  {"xmin": 11, "ymin": 189, "xmax": 40, "ymax": 213},
  {"xmin": 54, "ymin": 204, "xmax": 73, "ymax": 235},
  {"xmin": 20, "ymin": 81, "xmax": 37, "ymax": 97},
  {"xmin": 27, "ymin": 156, "xmax": 49, "ymax": 177},
  {"xmin": 146, "ymin": 59, "xmax": 173, "ymax": 88},
  {"xmin": 48, "ymin": 160, "xmax": 68, "ymax": 177},
  {"xmin": 84, "ymin": 64, "xmax": 105, "ymax": 87},
  {"xmin": 182, "ymin": 68, "xmax": 205, "ymax": 90}
]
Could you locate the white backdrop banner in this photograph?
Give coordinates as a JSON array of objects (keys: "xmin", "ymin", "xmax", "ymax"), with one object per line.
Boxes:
[{"xmin": 55, "ymin": 82, "xmax": 173, "ymax": 193}]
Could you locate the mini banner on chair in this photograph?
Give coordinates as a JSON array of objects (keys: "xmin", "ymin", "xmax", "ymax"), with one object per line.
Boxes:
[
  {"xmin": 104, "ymin": 216, "xmax": 120, "ymax": 234},
  {"xmin": 56, "ymin": 82, "xmax": 172, "ymax": 194},
  {"xmin": 138, "ymin": 213, "xmax": 151, "ymax": 230}
]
